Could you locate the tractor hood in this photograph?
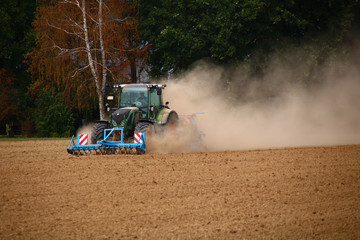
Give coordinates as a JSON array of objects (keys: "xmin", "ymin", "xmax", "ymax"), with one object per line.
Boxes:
[{"xmin": 111, "ymin": 107, "xmax": 137, "ymax": 126}]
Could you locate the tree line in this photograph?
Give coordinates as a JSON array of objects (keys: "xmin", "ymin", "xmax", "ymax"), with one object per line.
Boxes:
[{"xmin": 1, "ymin": 0, "xmax": 359, "ymax": 137}]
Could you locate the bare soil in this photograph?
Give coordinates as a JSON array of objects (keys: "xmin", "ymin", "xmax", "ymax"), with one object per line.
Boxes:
[{"xmin": 0, "ymin": 140, "xmax": 359, "ymax": 239}]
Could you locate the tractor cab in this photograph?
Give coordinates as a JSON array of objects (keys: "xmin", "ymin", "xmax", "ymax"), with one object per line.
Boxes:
[
  {"xmin": 119, "ymin": 85, "xmax": 149, "ymax": 118},
  {"xmin": 117, "ymin": 84, "xmax": 164, "ymax": 120}
]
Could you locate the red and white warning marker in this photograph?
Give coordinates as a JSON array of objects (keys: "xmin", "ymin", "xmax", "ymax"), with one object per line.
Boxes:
[
  {"xmin": 134, "ymin": 132, "xmax": 144, "ymax": 144},
  {"xmin": 79, "ymin": 134, "xmax": 88, "ymax": 145}
]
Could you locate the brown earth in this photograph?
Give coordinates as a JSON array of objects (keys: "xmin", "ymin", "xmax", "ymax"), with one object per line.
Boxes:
[{"xmin": 0, "ymin": 140, "xmax": 359, "ymax": 239}]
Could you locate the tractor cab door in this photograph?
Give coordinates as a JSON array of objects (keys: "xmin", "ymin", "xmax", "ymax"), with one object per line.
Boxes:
[{"xmin": 149, "ymin": 87, "xmax": 163, "ymax": 120}]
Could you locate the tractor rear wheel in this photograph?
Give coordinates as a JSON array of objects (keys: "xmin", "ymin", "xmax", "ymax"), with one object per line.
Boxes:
[
  {"xmin": 91, "ymin": 122, "xmax": 110, "ymax": 144},
  {"xmin": 166, "ymin": 112, "xmax": 179, "ymax": 129}
]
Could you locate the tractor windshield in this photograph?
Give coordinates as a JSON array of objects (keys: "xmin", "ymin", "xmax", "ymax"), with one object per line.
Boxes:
[{"xmin": 119, "ymin": 86, "xmax": 148, "ymax": 109}]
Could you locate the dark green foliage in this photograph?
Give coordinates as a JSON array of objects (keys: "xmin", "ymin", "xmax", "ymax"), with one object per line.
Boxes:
[
  {"xmin": 138, "ymin": 0, "xmax": 360, "ymax": 77},
  {"xmin": 34, "ymin": 91, "xmax": 75, "ymax": 137},
  {"xmin": 0, "ymin": 0, "xmax": 36, "ymax": 71},
  {"xmin": 0, "ymin": 0, "xmax": 37, "ymax": 134}
]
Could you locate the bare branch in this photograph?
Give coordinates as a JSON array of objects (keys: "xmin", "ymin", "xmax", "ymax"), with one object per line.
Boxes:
[
  {"xmin": 63, "ymin": 47, "xmax": 88, "ymax": 54},
  {"xmin": 110, "ymin": 16, "xmax": 130, "ymax": 24},
  {"xmin": 59, "ymin": 0, "xmax": 80, "ymax": 8},
  {"xmin": 46, "ymin": 19, "xmax": 85, "ymax": 41},
  {"xmin": 85, "ymin": 11, "xmax": 99, "ymax": 25},
  {"xmin": 102, "ymin": 0, "xmax": 111, "ymax": 14},
  {"xmin": 109, "ymin": 46, "xmax": 140, "ymax": 52},
  {"xmin": 65, "ymin": 15, "xmax": 84, "ymax": 31},
  {"xmin": 71, "ymin": 64, "xmax": 89, "ymax": 77},
  {"xmin": 93, "ymin": 61, "xmax": 119, "ymax": 83},
  {"xmin": 43, "ymin": 33, "xmax": 87, "ymax": 56},
  {"xmin": 104, "ymin": 67, "xmax": 117, "ymax": 82}
]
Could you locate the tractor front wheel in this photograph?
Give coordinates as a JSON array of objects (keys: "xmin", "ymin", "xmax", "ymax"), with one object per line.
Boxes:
[
  {"xmin": 91, "ymin": 122, "xmax": 110, "ymax": 144},
  {"xmin": 135, "ymin": 121, "xmax": 155, "ymax": 147},
  {"xmin": 135, "ymin": 121, "xmax": 155, "ymax": 134}
]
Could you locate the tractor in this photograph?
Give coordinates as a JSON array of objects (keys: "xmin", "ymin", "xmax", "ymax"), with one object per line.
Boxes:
[
  {"xmin": 67, "ymin": 83, "xmax": 204, "ymax": 155},
  {"xmin": 91, "ymin": 84, "xmax": 179, "ymax": 144}
]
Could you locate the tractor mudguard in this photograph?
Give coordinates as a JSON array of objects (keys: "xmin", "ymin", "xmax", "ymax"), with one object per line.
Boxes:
[
  {"xmin": 156, "ymin": 108, "xmax": 178, "ymax": 125},
  {"xmin": 94, "ymin": 120, "xmax": 111, "ymax": 125}
]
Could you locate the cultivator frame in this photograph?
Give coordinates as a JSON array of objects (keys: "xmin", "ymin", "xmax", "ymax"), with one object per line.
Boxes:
[{"xmin": 67, "ymin": 128, "xmax": 146, "ymax": 155}]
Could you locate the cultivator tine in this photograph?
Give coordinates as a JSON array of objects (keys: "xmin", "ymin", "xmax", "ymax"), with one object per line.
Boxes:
[{"xmin": 135, "ymin": 147, "xmax": 145, "ymax": 154}]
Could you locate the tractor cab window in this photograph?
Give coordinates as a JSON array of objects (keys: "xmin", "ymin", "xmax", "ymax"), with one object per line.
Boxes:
[
  {"xmin": 119, "ymin": 86, "xmax": 148, "ymax": 109},
  {"xmin": 150, "ymin": 88, "xmax": 161, "ymax": 107}
]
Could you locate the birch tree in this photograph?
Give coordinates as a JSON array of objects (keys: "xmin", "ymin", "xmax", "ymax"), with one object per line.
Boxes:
[{"xmin": 30, "ymin": 0, "xmax": 149, "ymax": 120}]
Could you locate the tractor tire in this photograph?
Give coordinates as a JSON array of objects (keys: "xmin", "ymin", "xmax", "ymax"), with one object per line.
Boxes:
[
  {"xmin": 162, "ymin": 111, "xmax": 179, "ymax": 136},
  {"xmin": 91, "ymin": 122, "xmax": 110, "ymax": 144},
  {"xmin": 135, "ymin": 121, "xmax": 155, "ymax": 148},
  {"xmin": 166, "ymin": 112, "xmax": 179, "ymax": 128},
  {"xmin": 135, "ymin": 121, "xmax": 154, "ymax": 133}
]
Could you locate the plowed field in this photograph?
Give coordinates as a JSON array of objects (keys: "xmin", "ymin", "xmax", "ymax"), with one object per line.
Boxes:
[{"xmin": 0, "ymin": 140, "xmax": 359, "ymax": 239}]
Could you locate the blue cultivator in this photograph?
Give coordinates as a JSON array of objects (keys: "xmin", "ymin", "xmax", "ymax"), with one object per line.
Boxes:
[{"xmin": 67, "ymin": 128, "xmax": 146, "ymax": 155}]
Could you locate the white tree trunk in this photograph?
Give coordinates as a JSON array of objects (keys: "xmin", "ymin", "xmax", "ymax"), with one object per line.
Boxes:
[
  {"xmin": 81, "ymin": 0, "xmax": 106, "ymax": 120},
  {"xmin": 98, "ymin": 0, "xmax": 107, "ymax": 98}
]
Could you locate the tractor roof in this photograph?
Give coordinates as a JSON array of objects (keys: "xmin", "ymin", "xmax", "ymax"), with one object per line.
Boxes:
[{"xmin": 113, "ymin": 84, "xmax": 166, "ymax": 89}]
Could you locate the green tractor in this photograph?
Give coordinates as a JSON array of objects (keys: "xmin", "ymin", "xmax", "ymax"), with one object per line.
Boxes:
[{"xmin": 91, "ymin": 84, "xmax": 179, "ymax": 144}]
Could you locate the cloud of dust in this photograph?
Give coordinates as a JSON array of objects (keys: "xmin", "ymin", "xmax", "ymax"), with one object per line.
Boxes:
[
  {"xmin": 162, "ymin": 51, "xmax": 360, "ymax": 152},
  {"xmin": 146, "ymin": 122, "xmax": 204, "ymax": 153},
  {"xmin": 73, "ymin": 46, "xmax": 360, "ymax": 153},
  {"xmin": 76, "ymin": 124, "xmax": 94, "ymax": 140}
]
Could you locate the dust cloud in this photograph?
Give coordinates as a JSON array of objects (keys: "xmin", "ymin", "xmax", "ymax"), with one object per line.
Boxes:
[
  {"xmin": 163, "ymin": 53, "xmax": 360, "ymax": 152},
  {"xmin": 76, "ymin": 124, "xmax": 93, "ymax": 141},
  {"xmin": 146, "ymin": 121, "xmax": 205, "ymax": 153},
  {"xmin": 75, "ymin": 48, "xmax": 360, "ymax": 153}
]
